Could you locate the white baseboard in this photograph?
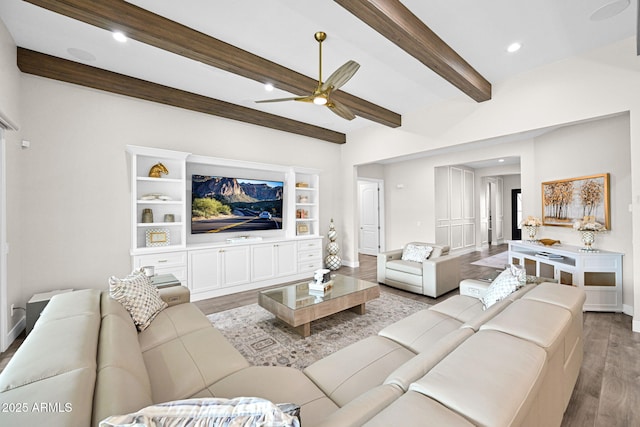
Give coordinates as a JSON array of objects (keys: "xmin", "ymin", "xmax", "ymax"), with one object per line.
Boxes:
[
  {"xmin": 623, "ymin": 304, "xmax": 634, "ymax": 317},
  {"xmin": 5, "ymin": 314, "xmax": 25, "ymax": 350},
  {"xmin": 342, "ymin": 259, "xmax": 359, "ymax": 268},
  {"xmin": 633, "ymin": 318, "xmax": 640, "ymax": 333}
]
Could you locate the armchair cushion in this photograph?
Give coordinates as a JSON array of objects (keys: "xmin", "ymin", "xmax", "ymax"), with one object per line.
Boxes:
[{"xmin": 401, "ymin": 244, "xmax": 433, "ymax": 263}]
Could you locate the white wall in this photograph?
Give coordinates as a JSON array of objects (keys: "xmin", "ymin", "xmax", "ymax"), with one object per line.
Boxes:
[
  {"xmin": 341, "ymin": 38, "xmax": 639, "ymax": 327},
  {"xmin": 16, "ymin": 75, "xmax": 341, "ymax": 302},
  {"xmin": 0, "ymin": 19, "xmax": 23, "ymax": 338}
]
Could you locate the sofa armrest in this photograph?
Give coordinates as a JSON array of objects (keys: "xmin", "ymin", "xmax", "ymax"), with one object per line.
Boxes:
[
  {"xmin": 421, "ymin": 254, "xmax": 461, "ymax": 298},
  {"xmin": 377, "ymin": 249, "xmax": 404, "ymax": 283},
  {"xmin": 158, "ymin": 286, "xmax": 190, "ymax": 306}
]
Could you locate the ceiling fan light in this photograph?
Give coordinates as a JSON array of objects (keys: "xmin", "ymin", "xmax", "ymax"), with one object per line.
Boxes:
[{"xmin": 313, "ymin": 96, "xmax": 327, "ymax": 105}]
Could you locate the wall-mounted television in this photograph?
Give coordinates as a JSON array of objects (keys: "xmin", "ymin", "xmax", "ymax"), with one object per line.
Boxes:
[{"xmin": 191, "ymin": 174, "xmax": 284, "ymax": 234}]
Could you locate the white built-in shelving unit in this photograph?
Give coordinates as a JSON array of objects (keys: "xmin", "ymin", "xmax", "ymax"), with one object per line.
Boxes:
[{"xmin": 126, "ymin": 145, "xmax": 323, "ymax": 300}]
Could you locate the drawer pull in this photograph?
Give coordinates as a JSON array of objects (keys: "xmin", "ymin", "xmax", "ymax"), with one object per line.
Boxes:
[{"xmin": 158, "ymin": 260, "xmax": 168, "ymax": 263}]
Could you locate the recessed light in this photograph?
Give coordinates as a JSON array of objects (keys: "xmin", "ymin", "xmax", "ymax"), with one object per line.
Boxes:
[
  {"xmin": 590, "ymin": 0, "xmax": 630, "ymax": 21},
  {"xmin": 112, "ymin": 31, "xmax": 127, "ymax": 43},
  {"xmin": 498, "ymin": 159, "xmax": 505, "ymax": 163},
  {"xmin": 67, "ymin": 47, "xmax": 96, "ymax": 62},
  {"xmin": 506, "ymin": 42, "xmax": 522, "ymax": 53},
  {"xmin": 264, "ymin": 83, "xmax": 274, "ymax": 92}
]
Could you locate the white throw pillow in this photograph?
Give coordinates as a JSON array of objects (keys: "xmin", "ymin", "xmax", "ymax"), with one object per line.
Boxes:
[
  {"xmin": 401, "ymin": 244, "xmax": 433, "ymax": 263},
  {"xmin": 109, "ymin": 270, "xmax": 167, "ymax": 331},
  {"xmin": 99, "ymin": 397, "xmax": 300, "ymax": 427},
  {"xmin": 480, "ymin": 268, "xmax": 521, "ymax": 309}
]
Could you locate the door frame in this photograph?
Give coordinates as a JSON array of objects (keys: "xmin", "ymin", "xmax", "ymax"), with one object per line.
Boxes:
[
  {"xmin": 511, "ymin": 188, "xmax": 522, "ymax": 240},
  {"xmin": 357, "ymin": 178, "xmax": 385, "ymax": 255}
]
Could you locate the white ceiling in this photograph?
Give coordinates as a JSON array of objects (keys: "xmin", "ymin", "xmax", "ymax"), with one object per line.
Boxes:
[{"xmin": 0, "ymin": 0, "xmax": 637, "ymax": 135}]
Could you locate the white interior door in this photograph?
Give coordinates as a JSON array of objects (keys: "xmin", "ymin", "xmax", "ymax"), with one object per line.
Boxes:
[{"xmin": 358, "ymin": 181, "xmax": 380, "ymax": 255}]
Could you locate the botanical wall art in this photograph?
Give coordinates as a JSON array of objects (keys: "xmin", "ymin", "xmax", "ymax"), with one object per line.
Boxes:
[{"xmin": 541, "ymin": 173, "xmax": 610, "ymax": 228}]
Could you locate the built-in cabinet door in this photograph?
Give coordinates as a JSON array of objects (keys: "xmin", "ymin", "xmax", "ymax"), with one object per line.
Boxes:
[
  {"xmin": 251, "ymin": 242, "xmax": 297, "ymax": 281},
  {"xmin": 220, "ymin": 246, "xmax": 251, "ymax": 287},
  {"xmin": 252, "ymin": 244, "xmax": 276, "ymax": 281},
  {"xmin": 189, "ymin": 249, "xmax": 221, "ymax": 292},
  {"xmin": 275, "ymin": 241, "xmax": 297, "ymax": 277}
]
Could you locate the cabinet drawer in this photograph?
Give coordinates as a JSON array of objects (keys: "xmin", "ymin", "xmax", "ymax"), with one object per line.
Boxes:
[
  {"xmin": 134, "ymin": 251, "xmax": 187, "ymax": 269},
  {"xmin": 297, "ymin": 239, "xmax": 322, "ymax": 251},
  {"xmin": 298, "ymin": 249, "xmax": 321, "ymax": 262},
  {"xmin": 298, "ymin": 260, "xmax": 323, "ymax": 273}
]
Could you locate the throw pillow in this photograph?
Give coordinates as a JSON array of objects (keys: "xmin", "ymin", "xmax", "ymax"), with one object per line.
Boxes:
[
  {"xmin": 401, "ymin": 244, "xmax": 433, "ymax": 263},
  {"xmin": 109, "ymin": 270, "xmax": 167, "ymax": 331},
  {"xmin": 99, "ymin": 397, "xmax": 301, "ymax": 427},
  {"xmin": 480, "ymin": 268, "xmax": 521, "ymax": 309}
]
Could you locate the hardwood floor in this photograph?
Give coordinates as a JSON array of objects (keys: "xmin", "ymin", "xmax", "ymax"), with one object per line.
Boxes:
[{"xmin": 2, "ymin": 244, "xmax": 638, "ymax": 425}]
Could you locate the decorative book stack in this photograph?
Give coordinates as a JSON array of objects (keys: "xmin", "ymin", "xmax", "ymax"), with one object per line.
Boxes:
[{"xmin": 309, "ymin": 268, "xmax": 333, "ymax": 296}]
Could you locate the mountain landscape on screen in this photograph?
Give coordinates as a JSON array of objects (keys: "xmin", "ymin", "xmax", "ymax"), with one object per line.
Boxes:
[{"xmin": 191, "ymin": 175, "xmax": 283, "ymax": 234}]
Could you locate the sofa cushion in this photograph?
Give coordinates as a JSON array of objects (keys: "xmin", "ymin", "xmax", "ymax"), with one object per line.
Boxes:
[
  {"xmin": 363, "ymin": 390, "xmax": 474, "ymax": 427},
  {"xmin": 93, "ymin": 294, "xmax": 154, "ymax": 426},
  {"xmin": 0, "ymin": 289, "xmax": 101, "ymax": 427},
  {"xmin": 384, "ymin": 328, "xmax": 474, "ymax": 391},
  {"xmin": 481, "ymin": 299, "xmax": 571, "ymax": 356},
  {"xmin": 385, "ymin": 259, "xmax": 422, "ymax": 275},
  {"xmin": 207, "ymin": 366, "xmax": 339, "ymax": 426},
  {"xmin": 378, "ymin": 309, "xmax": 462, "ymax": 353},
  {"xmin": 99, "ymin": 397, "xmax": 300, "ymax": 427},
  {"xmin": 304, "ymin": 335, "xmax": 414, "ymax": 407},
  {"xmin": 401, "ymin": 243, "xmax": 433, "ymax": 262},
  {"xmin": 411, "ymin": 330, "xmax": 547, "ymax": 427},
  {"xmin": 109, "ymin": 270, "xmax": 167, "ymax": 331},
  {"xmin": 143, "ymin": 323, "xmax": 250, "ymax": 403}
]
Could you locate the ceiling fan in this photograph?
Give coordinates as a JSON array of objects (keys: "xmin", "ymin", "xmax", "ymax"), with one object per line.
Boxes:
[{"xmin": 256, "ymin": 31, "xmax": 360, "ymax": 120}]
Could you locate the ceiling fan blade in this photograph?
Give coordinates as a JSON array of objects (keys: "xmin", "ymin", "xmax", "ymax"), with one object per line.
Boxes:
[
  {"xmin": 327, "ymin": 99, "xmax": 357, "ymax": 121},
  {"xmin": 255, "ymin": 95, "xmax": 314, "ymax": 103},
  {"xmin": 321, "ymin": 60, "xmax": 360, "ymax": 92}
]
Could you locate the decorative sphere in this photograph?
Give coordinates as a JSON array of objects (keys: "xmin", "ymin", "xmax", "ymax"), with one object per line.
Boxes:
[
  {"xmin": 327, "ymin": 241, "xmax": 340, "ymax": 255},
  {"xmin": 325, "ymin": 255, "xmax": 341, "ymax": 271},
  {"xmin": 327, "ymin": 229, "xmax": 337, "ymax": 241}
]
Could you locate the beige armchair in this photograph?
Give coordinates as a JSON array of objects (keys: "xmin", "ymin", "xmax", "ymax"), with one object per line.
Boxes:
[{"xmin": 377, "ymin": 242, "xmax": 460, "ymax": 298}]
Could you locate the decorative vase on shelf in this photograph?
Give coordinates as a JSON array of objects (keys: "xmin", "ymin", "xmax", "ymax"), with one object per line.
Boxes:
[
  {"xmin": 580, "ymin": 230, "xmax": 597, "ymax": 252},
  {"xmin": 524, "ymin": 225, "xmax": 538, "ymax": 242},
  {"xmin": 573, "ymin": 218, "xmax": 605, "ymax": 253},
  {"xmin": 520, "ymin": 216, "xmax": 542, "ymax": 243},
  {"xmin": 325, "ymin": 218, "xmax": 341, "ymax": 271}
]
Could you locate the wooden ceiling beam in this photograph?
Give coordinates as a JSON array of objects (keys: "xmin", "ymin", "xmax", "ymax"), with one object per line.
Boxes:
[
  {"xmin": 335, "ymin": 0, "xmax": 492, "ymax": 102},
  {"xmin": 17, "ymin": 48, "xmax": 346, "ymax": 144},
  {"xmin": 24, "ymin": 0, "xmax": 401, "ymax": 128}
]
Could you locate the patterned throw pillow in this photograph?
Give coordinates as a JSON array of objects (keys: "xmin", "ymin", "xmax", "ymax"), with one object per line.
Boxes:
[
  {"xmin": 480, "ymin": 268, "xmax": 521, "ymax": 309},
  {"xmin": 109, "ymin": 270, "xmax": 167, "ymax": 331},
  {"xmin": 99, "ymin": 397, "xmax": 301, "ymax": 427},
  {"xmin": 401, "ymin": 244, "xmax": 433, "ymax": 263}
]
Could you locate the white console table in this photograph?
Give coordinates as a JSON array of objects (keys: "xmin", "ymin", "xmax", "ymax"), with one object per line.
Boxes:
[{"xmin": 508, "ymin": 240, "xmax": 623, "ymax": 312}]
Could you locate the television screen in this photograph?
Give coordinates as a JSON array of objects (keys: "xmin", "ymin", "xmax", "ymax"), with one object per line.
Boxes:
[{"xmin": 191, "ymin": 175, "xmax": 284, "ymax": 234}]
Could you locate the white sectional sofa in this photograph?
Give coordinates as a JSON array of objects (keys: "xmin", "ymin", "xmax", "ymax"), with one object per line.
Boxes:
[{"xmin": 0, "ymin": 279, "xmax": 584, "ymax": 426}]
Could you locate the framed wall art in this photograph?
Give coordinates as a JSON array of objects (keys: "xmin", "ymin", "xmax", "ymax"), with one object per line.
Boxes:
[
  {"xmin": 541, "ymin": 173, "xmax": 610, "ymax": 228},
  {"xmin": 145, "ymin": 228, "xmax": 170, "ymax": 247}
]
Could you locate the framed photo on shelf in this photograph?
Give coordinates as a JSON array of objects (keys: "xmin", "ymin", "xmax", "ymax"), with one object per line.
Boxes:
[
  {"xmin": 146, "ymin": 228, "xmax": 170, "ymax": 247},
  {"xmin": 541, "ymin": 173, "xmax": 610, "ymax": 228},
  {"xmin": 296, "ymin": 223, "xmax": 310, "ymax": 235}
]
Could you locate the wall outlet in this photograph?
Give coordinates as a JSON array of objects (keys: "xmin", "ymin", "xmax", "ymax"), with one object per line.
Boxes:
[{"xmin": 10, "ymin": 304, "xmax": 14, "ymax": 317}]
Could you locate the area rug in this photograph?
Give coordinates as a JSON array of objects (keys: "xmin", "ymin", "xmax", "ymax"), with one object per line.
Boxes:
[
  {"xmin": 470, "ymin": 251, "xmax": 509, "ymax": 269},
  {"xmin": 207, "ymin": 292, "xmax": 429, "ymax": 370}
]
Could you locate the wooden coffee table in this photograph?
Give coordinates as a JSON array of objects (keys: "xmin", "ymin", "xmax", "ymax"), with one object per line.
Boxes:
[{"xmin": 258, "ymin": 274, "xmax": 380, "ymax": 337}]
